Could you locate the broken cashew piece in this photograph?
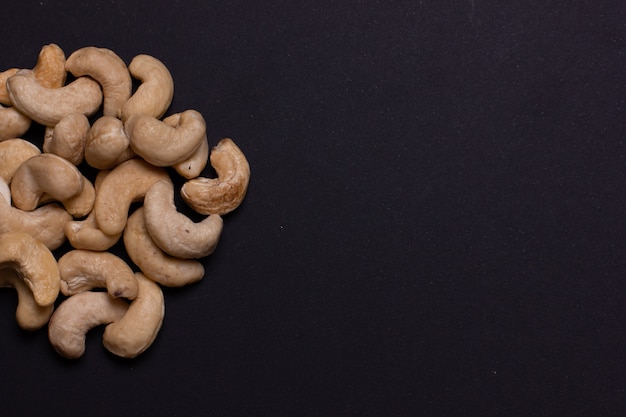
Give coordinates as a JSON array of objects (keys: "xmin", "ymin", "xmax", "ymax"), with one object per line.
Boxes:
[
  {"xmin": 124, "ymin": 207, "xmax": 205, "ymax": 287},
  {"xmin": 48, "ymin": 291, "xmax": 129, "ymax": 359},
  {"xmin": 43, "ymin": 113, "xmax": 90, "ymax": 165},
  {"xmin": 58, "ymin": 250, "xmax": 138, "ymax": 300},
  {"xmin": 181, "ymin": 138, "xmax": 251, "ymax": 215},
  {"xmin": 144, "ymin": 180, "xmax": 223, "ymax": 259},
  {"xmin": 103, "ymin": 272, "xmax": 164, "ymax": 358},
  {"xmin": 125, "ymin": 109, "xmax": 206, "ymax": 167},
  {"xmin": 6, "ymin": 69, "xmax": 102, "ymax": 126},
  {"xmin": 84, "ymin": 116, "xmax": 134, "ymax": 170},
  {"xmin": 0, "ymin": 232, "xmax": 60, "ymax": 306},
  {"xmin": 32, "ymin": 43, "xmax": 67, "ymax": 89},
  {"xmin": 120, "ymin": 54, "xmax": 174, "ymax": 121},
  {"xmin": 94, "ymin": 158, "xmax": 171, "ymax": 236},
  {"xmin": 0, "ymin": 104, "xmax": 31, "ymax": 141},
  {"xmin": 0, "ymin": 268, "xmax": 54, "ymax": 331},
  {"xmin": 0, "ymin": 139, "xmax": 40, "ymax": 183},
  {"xmin": 66, "ymin": 46, "xmax": 132, "ymax": 118}
]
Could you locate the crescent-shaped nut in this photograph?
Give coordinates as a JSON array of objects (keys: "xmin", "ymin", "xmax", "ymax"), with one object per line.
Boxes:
[
  {"xmin": 0, "ymin": 68, "xmax": 19, "ymax": 105},
  {"xmin": 181, "ymin": 138, "xmax": 251, "ymax": 215},
  {"xmin": 0, "ymin": 231, "xmax": 60, "ymax": 306},
  {"xmin": 6, "ymin": 69, "xmax": 102, "ymax": 126},
  {"xmin": 0, "ymin": 139, "xmax": 40, "ymax": 183},
  {"xmin": 0, "ymin": 104, "xmax": 32, "ymax": 141},
  {"xmin": 120, "ymin": 54, "xmax": 173, "ymax": 122},
  {"xmin": 48, "ymin": 291, "xmax": 129, "ymax": 359},
  {"xmin": 32, "ymin": 43, "xmax": 67, "ymax": 89},
  {"xmin": 10, "ymin": 153, "xmax": 84, "ymax": 212},
  {"xmin": 0, "ymin": 268, "xmax": 54, "ymax": 331},
  {"xmin": 58, "ymin": 250, "xmax": 138, "ymax": 299},
  {"xmin": 125, "ymin": 110, "xmax": 206, "ymax": 167},
  {"xmin": 66, "ymin": 47, "xmax": 132, "ymax": 118},
  {"xmin": 84, "ymin": 116, "xmax": 134, "ymax": 170},
  {"xmin": 43, "ymin": 113, "xmax": 90, "ymax": 165},
  {"xmin": 144, "ymin": 180, "xmax": 223, "ymax": 259},
  {"xmin": 124, "ymin": 207, "xmax": 205, "ymax": 287},
  {"xmin": 94, "ymin": 158, "xmax": 171, "ymax": 236},
  {"xmin": 103, "ymin": 272, "xmax": 164, "ymax": 358}
]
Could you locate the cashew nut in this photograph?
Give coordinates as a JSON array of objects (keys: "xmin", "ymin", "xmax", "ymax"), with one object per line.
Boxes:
[
  {"xmin": 48, "ymin": 291, "xmax": 129, "ymax": 359},
  {"xmin": 103, "ymin": 272, "xmax": 164, "ymax": 358},
  {"xmin": 0, "ymin": 177, "xmax": 9, "ymax": 204},
  {"xmin": 94, "ymin": 158, "xmax": 171, "ymax": 236},
  {"xmin": 58, "ymin": 249, "xmax": 138, "ymax": 300},
  {"xmin": 66, "ymin": 46, "xmax": 132, "ymax": 118},
  {"xmin": 0, "ymin": 139, "xmax": 40, "ymax": 183},
  {"xmin": 84, "ymin": 115, "xmax": 135, "ymax": 170},
  {"xmin": 32, "ymin": 43, "xmax": 67, "ymax": 89},
  {"xmin": 43, "ymin": 113, "xmax": 90, "ymax": 165},
  {"xmin": 125, "ymin": 109, "xmax": 206, "ymax": 167},
  {"xmin": 0, "ymin": 177, "xmax": 71, "ymax": 250},
  {"xmin": 6, "ymin": 69, "xmax": 102, "ymax": 126},
  {"xmin": 0, "ymin": 104, "xmax": 31, "ymax": 141},
  {"xmin": 181, "ymin": 138, "xmax": 251, "ymax": 215},
  {"xmin": 0, "ymin": 268, "xmax": 54, "ymax": 331},
  {"xmin": 173, "ymin": 134, "xmax": 209, "ymax": 179},
  {"xmin": 0, "ymin": 68, "xmax": 19, "ymax": 105},
  {"xmin": 120, "ymin": 54, "xmax": 174, "ymax": 121},
  {"xmin": 0, "ymin": 232, "xmax": 60, "ymax": 306},
  {"xmin": 144, "ymin": 180, "xmax": 223, "ymax": 259},
  {"xmin": 124, "ymin": 207, "xmax": 205, "ymax": 287}
]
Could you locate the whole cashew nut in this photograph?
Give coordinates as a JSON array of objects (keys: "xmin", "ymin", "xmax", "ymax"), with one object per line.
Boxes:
[
  {"xmin": 6, "ymin": 69, "xmax": 102, "ymax": 126},
  {"xmin": 103, "ymin": 272, "xmax": 164, "ymax": 358},
  {"xmin": 120, "ymin": 54, "xmax": 174, "ymax": 121},
  {"xmin": 84, "ymin": 116, "xmax": 135, "ymax": 170},
  {"xmin": 144, "ymin": 180, "xmax": 223, "ymax": 259},
  {"xmin": 0, "ymin": 268, "xmax": 54, "ymax": 331},
  {"xmin": 48, "ymin": 291, "xmax": 129, "ymax": 359},
  {"xmin": 0, "ymin": 139, "xmax": 40, "ymax": 183},
  {"xmin": 124, "ymin": 207, "xmax": 205, "ymax": 287},
  {"xmin": 0, "ymin": 104, "xmax": 31, "ymax": 141},
  {"xmin": 94, "ymin": 158, "xmax": 171, "ymax": 236},
  {"xmin": 43, "ymin": 113, "xmax": 90, "ymax": 165},
  {"xmin": 181, "ymin": 138, "xmax": 251, "ymax": 215},
  {"xmin": 0, "ymin": 231, "xmax": 60, "ymax": 306}
]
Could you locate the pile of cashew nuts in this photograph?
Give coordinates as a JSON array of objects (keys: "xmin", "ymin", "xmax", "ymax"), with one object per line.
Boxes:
[{"xmin": 0, "ymin": 44, "xmax": 250, "ymax": 359}]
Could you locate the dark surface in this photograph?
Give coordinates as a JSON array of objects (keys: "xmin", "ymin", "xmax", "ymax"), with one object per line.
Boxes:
[{"xmin": 1, "ymin": 1, "xmax": 625, "ymax": 416}]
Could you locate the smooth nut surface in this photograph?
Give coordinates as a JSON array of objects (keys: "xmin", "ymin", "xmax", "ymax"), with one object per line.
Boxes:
[
  {"xmin": 0, "ymin": 139, "xmax": 40, "ymax": 183},
  {"xmin": 0, "ymin": 104, "xmax": 32, "ymax": 141},
  {"xmin": 120, "ymin": 54, "xmax": 173, "ymax": 121},
  {"xmin": 0, "ymin": 268, "xmax": 54, "ymax": 331}
]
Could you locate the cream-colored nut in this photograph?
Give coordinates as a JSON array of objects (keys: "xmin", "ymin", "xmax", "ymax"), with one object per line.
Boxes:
[
  {"xmin": 6, "ymin": 69, "xmax": 102, "ymax": 126},
  {"xmin": 32, "ymin": 43, "xmax": 67, "ymax": 89},
  {"xmin": 0, "ymin": 104, "xmax": 31, "ymax": 141},
  {"xmin": 94, "ymin": 158, "xmax": 171, "ymax": 236},
  {"xmin": 0, "ymin": 68, "xmax": 19, "ymax": 105},
  {"xmin": 103, "ymin": 272, "xmax": 164, "ymax": 358},
  {"xmin": 0, "ymin": 139, "xmax": 41, "ymax": 183},
  {"xmin": 120, "ymin": 54, "xmax": 173, "ymax": 121},
  {"xmin": 48, "ymin": 291, "xmax": 129, "ymax": 359},
  {"xmin": 181, "ymin": 138, "xmax": 250, "ymax": 215},
  {"xmin": 43, "ymin": 113, "xmax": 90, "ymax": 165},
  {"xmin": 84, "ymin": 116, "xmax": 134, "ymax": 170},
  {"xmin": 144, "ymin": 180, "xmax": 223, "ymax": 259},
  {"xmin": 66, "ymin": 47, "xmax": 132, "ymax": 118},
  {"xmin": 0, "ymin": 177, "xmax": 71, "ymax": 250},
  {"xmin": 173, "ymin": 134, "xmax": 209, "ymax": 179},
  {"xmin": 0, "ymin": 177, "xmax": 9, "ymax": 204},
  {"xmin": 10, "ymin": 153, "xmax": 86, "ymax": 214},
  {"xmin": 125, "ymin": 110, "xmax": 205, "ymax": 166},
  {"xmin": 0, "ymin": 231, "xmax": 60, "ymax": 306},
  {"xmin": 58, "ymin": 250, "xmax": 138, "ymax": 300},
  {"xmin": 124, "ymin": 207, "xmax": 205, "ymax": 287},
  {"xmin": 0, "ymin": 268, "xmax": 54, "ymax": 331}
]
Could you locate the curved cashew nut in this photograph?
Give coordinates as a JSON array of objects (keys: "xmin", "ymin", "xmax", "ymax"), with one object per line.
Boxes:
[
  {"xmin": 0, "ymin": 68, "xmax": 19, "ymax": 105},
  {"xmin": 103, "ymin": 272, "xmax": 164, "ymax": 358},
  {"xmin": 120, "ymin": 54, "xmax": 173, "ymax": 121},
  {"xmin": 0, "ymin": 178, "xmax": 72, "ymax": 250},
  {"xmin": 124, "ymin": 207, "xmax": 205, "ymax": 287},
  {"xmin": 43, "ymin": 113, "xmax": 90, "ymax": 165},
  {"xmin": 173, "ymin": 134, "xmax": 209, "ymax": 179},
  {"xmin": 66, "ymin": 47, "xmax": 132, "ymax": 118},
  {"xmin": 0, "ymin": 268, "xmax": 54, "ymax": 331},
  {"xmin": 84, "ymin": 116, "xmax": 135, "ymax": 170},
  {"xmin": 32, "ymin": 43, "xmax": 67, "ymax": 89},
  {"xmin": 144, "ymin": 180, "xmax": 223, "ymax": 259},
  {"xmin": 58, "ymin": 250, "xmax": 138, "ymax": 300},
  {"xmin": 181, "ymin": 138, "xmax": 251, "ymax": 215},
  {"xmin": 0, "ymin": 232, "xmax": 60, "ymax": 306},
  {"xmin": 0, "ymin": 104, "xmax": 31, "ymax": 141},
  {"xmin": 48, "ymin": 291, "xmax": 129, "ymax": 359},
  {"xmin": 6, "ymin": 69, "xmax": 102, "ymax": 126},
  {"xmin": 0, "ymin": 139, "xmax": 40, "ymax": 183},
  {"xmin": 94, "ymin": 158, "xmax": 171, "ymax": 236},
  {"xmin": 125, "ymin": 109, "xmax": 206, "ymax": 166}
]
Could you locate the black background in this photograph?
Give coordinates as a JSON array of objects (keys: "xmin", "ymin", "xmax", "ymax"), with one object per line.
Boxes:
[{"xmin": 1, "ymin": 1, "xmax": 625, "ymax": 416}]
